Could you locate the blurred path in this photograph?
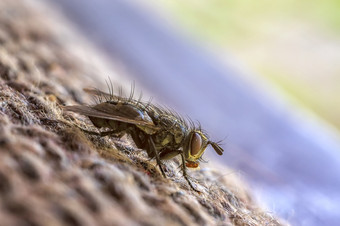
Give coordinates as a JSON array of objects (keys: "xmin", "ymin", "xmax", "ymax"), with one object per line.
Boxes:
[{"xmin": 46, "ymin": 0, "xmax": 340, "ymax": 225}]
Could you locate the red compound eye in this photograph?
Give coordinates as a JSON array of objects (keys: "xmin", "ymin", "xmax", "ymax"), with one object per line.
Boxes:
[{"xmin": 190, "ymin": 132, "xmax": 202, "ymax": 156}]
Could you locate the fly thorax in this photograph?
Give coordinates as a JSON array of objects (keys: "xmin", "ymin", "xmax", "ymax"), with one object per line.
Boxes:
[
  {"xmin": 161, "ymin": 134, "xmax": 172, "ymax": 146},
  {"xmin": 173, "ymin": 124, "xmax": 186, "ymax": 144}
]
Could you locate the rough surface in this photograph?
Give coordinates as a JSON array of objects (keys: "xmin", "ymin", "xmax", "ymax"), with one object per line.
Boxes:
[{"xmin": 0, "ymin": 0, "xmax": 284, "ymax": 225}]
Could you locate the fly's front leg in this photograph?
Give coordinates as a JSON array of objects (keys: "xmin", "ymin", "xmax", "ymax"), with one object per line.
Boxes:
[
  {"xmin": 180, "ymin": 153, "xmax": 200, "ymax": 192},
  {"xmin": 148, "ymin": 135, "xmax": 166, "ymax": 178},
  {"xmin": 159, "ymin": 149, "xmax": 181, "ymax": 160}
]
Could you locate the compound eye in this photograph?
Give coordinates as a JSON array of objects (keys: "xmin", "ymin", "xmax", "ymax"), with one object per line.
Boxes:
[{"xmin": 190, "ymin": 132, "xmax": 202, "ymax": 156}]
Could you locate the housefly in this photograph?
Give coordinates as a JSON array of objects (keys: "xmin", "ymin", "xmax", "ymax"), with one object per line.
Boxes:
[{"xmin": 64, "ymin": 85, "xmax": 223, "ymax": 191}]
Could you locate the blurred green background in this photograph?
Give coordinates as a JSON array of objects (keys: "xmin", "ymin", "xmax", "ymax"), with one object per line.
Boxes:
[{"xmin": 158, "ymin": 0, "xmax": 340, "ymax": 130}]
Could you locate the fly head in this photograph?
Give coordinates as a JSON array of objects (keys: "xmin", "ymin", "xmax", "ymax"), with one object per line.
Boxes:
[{"xmin": 185, "ymin": 130, "xmax": 224, "ymax": 168}]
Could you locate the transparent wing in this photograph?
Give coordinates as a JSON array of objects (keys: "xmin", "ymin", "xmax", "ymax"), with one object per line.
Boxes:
[{"xmin": 64, "ymin": 105, "xmax": 158, "ymax": 129}]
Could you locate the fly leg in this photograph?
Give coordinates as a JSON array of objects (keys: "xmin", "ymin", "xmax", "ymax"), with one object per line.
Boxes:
[
  {"xmin": 76, "ymin": 125, "xmax": 124, "ymax": 138},
  {"xmin": 147, "ymin": 136, "xmax": 166, "ymax": 178},
  {"xmin": 130, "ymin": 130, "xmax": 165, "ymax": 177},
  {"xmin": 130, "ymin": 129, "xmax": 148, "ymax": 149},
  {"xmin": 82, "ymin": 129, "xmax": 121, "ymax": 137},
  {"xmin": 180, "ymin": 153, "xmax": 200, "ymax": 192}
]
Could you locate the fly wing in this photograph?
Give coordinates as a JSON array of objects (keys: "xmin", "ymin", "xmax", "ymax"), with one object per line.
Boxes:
[
  {"xmin": 64, "ymin": 105, "xmax": 158, "ymax": 129},
  {"xmin": 83, "ymin": 88, "xmax": 118, "ymax": 100},
  {"xmin": 92, "ymin": 102, "xmax": 140, "ymax": 118}
]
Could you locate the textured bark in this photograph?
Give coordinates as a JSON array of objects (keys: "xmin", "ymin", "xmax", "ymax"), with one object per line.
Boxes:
[{"xmin": 0, "ymin": 0, "xmax": 284, "ymax": 225}]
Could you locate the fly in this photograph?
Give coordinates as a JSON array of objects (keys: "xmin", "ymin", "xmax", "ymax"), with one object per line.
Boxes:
[{"xmin": 64, "ymin": 84, "xmax": 224, "ymax": 191}]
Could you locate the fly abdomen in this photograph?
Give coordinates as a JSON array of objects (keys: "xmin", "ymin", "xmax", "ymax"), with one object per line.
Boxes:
[
  {"xmin": 89, "ymin": 116, "xmax": 110, "ymax": 128},
  {"xmin": 89, "ymin": 117, "xmax": 126, "ymax": 133}
]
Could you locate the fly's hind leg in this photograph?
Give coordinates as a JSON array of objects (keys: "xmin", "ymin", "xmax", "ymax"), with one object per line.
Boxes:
[
  {"xmin": 180, "ymin": 153, "xmax": 200, "ymax": 192},
  {"xmin": 75, "ymin": 125, "xmax": 124, "ymax": 138}
]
